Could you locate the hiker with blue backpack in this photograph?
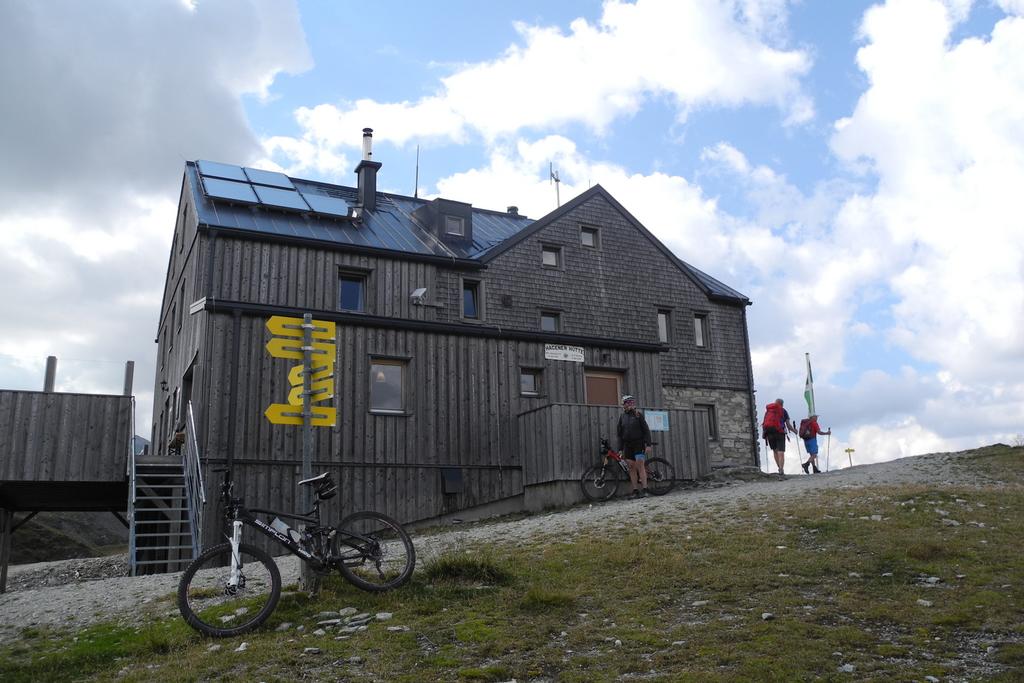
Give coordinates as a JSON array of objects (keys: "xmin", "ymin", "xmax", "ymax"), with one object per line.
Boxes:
[{"xmin": 798, "ymin": 414, "xmax": 831, "ymax": 474}]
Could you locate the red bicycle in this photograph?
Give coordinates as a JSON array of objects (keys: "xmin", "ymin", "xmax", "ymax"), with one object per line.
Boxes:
[{"xmin": 580, "ymin": 437, "xmax": 676, "ymax": 501}]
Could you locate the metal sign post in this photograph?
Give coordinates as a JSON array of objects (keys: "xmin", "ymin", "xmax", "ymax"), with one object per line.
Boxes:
[
  {"xmin": 264, "ymin": 314, "xmax": 337, "ymax": 592},
  {"xmin": 301, "ymin": 314, "xmax": 314, "ymax": 514}
]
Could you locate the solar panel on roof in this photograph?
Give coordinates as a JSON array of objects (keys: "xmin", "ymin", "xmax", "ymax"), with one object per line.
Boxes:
[
  {"xmin": 202, "ymin": 177, "xmax": 258, "ymax": 203},
  {"xmin": 253, "ymin": 185, "xmax": 311, "ymax": 211},
  {"xmin": 301, "ymin": 193, "xmax": 350, "ymax": 217},
  {"xmin": 197, "ymin": 160, "xmax": 247, "ymax": 182},
  {"xmin": 244, "ymin": 167, "xmax": 294, "ymax": 189}
]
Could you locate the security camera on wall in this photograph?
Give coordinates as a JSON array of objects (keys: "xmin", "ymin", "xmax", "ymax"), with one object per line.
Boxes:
[{"xmin": 411, "ymin": 287, "xmax": 428, "ymax": 305}]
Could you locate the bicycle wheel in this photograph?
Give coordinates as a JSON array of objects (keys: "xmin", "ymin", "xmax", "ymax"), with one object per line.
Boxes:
[
  {"xmin": 177, "ymin": 542, "xmax": 281, "ymax": 638},
  {"xmin": 580, "ymin": 463, "xmax": 623, "ymax": 501},
  {"xmin": 333, "ymin": 511, "xmax": 415, "ymax": 592},
  {"xmin": 644, "ymin": 457, "xmax": 676, "ymax": 496}
]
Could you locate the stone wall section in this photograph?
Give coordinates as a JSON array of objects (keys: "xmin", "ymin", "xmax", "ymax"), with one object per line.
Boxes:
[{"xmin": 662, "ymin": 386, "xmax": 757, "ymax": 468}]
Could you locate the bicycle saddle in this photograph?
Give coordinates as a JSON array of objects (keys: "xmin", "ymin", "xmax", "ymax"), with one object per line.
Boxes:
[{"xmin": 298, "ymin": 472, "xmax": 330, "ymax": 487}]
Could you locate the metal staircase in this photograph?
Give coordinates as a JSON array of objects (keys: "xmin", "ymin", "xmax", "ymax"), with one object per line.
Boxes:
[{"xmin": 128, "ymin": 402, "xmax": 205, "ymax": 575}]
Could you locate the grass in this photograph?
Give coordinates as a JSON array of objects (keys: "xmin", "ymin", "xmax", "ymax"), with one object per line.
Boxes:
[{"xmin": 2, "ymin": 444, "xmax": 1022, "ymax": 682}]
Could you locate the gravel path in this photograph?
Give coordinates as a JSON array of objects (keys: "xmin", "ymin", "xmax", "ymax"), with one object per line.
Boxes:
[{"xmin": 0, "ymin": 449, "xmax": 1004, "ymax": 644}]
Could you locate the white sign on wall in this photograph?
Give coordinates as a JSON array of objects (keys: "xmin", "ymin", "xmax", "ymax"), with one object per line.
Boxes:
[
  {"xmin": 644, "ymin": 410, "xmax": 670, "ymax": 431},
  {"xmin": 544, "ymin": 344, "xmax": 585, "ymax": 362}
]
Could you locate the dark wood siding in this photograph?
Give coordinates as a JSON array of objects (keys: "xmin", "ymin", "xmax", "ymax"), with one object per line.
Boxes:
[
  {"xmin": 210, "ymin": 235, "xmax": 440, "ymax": 321},
  {"xmin": 0, "ymin": 390, "xmax": 132, "ymax": 483},
  {"xmin": 476, "ymin": 193, "xmax": 750, "ymax": 389},
  {"xmin": 516, "ymin": 404, "xmax": 710, "ymax": 485},
  {"xmin": 195, "ymin": 307, "xmax": 668, "ymax": 547}
]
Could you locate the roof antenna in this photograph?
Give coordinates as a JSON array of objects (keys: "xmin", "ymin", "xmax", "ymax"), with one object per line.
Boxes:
[
  {"xmin": 414, "ymin": 144, "xmax": 420, "ymax": 199},
  {"xmin": 550, "ymin": 162, "xmax": 561, "ymax": 208}
]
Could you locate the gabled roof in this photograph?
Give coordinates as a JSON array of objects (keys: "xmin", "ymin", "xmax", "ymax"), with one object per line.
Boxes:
[
  {"xmin": 186, "ymin": 162, "xmax": 748, "ymax": 304},
  {"xmin": 481, "ymin": 184, "xmax": 750, "ymax": 305}
]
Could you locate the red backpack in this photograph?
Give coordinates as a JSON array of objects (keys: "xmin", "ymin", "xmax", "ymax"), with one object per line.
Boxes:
[
  {"xmin": 762, "ymin": 403, "xmax": 783, "ymax": 437},
  {"xmin": 798, "ymin": 418, "xmax": 815, "ymax": 440}
]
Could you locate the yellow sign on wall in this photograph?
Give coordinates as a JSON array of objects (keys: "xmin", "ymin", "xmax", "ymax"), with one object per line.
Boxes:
[{"xmin": 264, "ymin": 315, "xmax": 337, "ymax": 427}]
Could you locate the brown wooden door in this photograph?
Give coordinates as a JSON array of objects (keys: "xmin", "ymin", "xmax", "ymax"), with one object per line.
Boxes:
[{"xmin": 585, "ymin": 371, "xmax": 623, "ymax": 406}]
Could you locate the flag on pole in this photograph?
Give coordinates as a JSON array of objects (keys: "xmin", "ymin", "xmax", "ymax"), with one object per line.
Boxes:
[{"xmin": 804, "ymin": 352, "xmax": 815, "ymax": 416}]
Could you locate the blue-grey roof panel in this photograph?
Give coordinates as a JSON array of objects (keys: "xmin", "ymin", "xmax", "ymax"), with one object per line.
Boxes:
[
  {"xmin": 252, "ymin": 185, "xmax": 311, "ymax": 211},
  {"xmin": 302, "ymin": 193, "xmax": 350, "ymax": 217},
  {"xmin": 197, "ymin": 160, "xmax": 247, "ymax": 182},
  {"xmin": 189, "ymin": 161, "xmax": 535, "ymax": 259},
  {"xmin": 244, "ymin": 167, "xmax": 294, "ymax": 189},
  {"xmin": 202, "ymin": 177, "xmax": 258, "ymax": 204}
]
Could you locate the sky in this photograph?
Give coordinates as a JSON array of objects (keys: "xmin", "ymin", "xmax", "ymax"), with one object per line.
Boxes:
[{"xmin": 1, "ymin": 0, "xmax": 1022, "ymax": 473}]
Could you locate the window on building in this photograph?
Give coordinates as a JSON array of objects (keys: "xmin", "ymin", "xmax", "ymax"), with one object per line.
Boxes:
[
  {"xmin": 657, "ymin": 309, "xmax": 671, "ymax": 343},
  {"xmin": 585, "ymin": 371, "xmax": 623, "ymax": 406},
  {"xmin": 520, "ymin": 369, "xmax": 542, "ymax": 396},
  {"xmin": 445, "ymin": 215, "xmax": 465, "ymax": 236},
  {"xmin": 540, "ymin": 311, "xmax": 560, "ymax": 332},
  {"xmin": 339, "ymin": 274, "xmax": 366, "ymax": 312},
  {"xmin": 580, "ymin": 226, "xmax": 599, "ymax": 249},
  {"xmin": 695, "ymin": 403, "xmax": 718, "ymax": 441},
  {"xmin": 169, "ymin": 306, "xmax": 175, "ymax": 350},
  {"xmin": 694, "ymin": 313, "xmax": 709, "ymax": 347},
  {"xmin": 541, "ymin": 245, "xmax": 561, "ymax": 268},
  {"xmin": 462, "ymin": 280, "xmax": 481, "ymax": 319},
  {"xmin": 370, "ymin": 359, "xmax": 406, "ymax": 413}
]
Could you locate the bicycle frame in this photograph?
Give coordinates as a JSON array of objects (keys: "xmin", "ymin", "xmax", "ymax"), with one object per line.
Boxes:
[
  {"xmin": 216, "ymin": 470, "xmax": 326, "ymax": 570},
  {"xmin": 217, "ymin": 471, "xmax": 379, "ymax": 574}
]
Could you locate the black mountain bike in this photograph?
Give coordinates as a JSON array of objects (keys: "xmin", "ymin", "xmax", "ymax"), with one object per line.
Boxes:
[
  {"xmin": 580, "ymin": 437, "xmax": 676, "ymax": 501},
  {"xmin": 177, "ymin": 469, "xmax": 415, "ymax": 637}
]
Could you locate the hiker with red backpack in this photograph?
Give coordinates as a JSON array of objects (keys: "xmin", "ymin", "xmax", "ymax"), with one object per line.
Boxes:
[
  {"xmin": 798, "ymin": 414, "xmax": 831, "ymax": 473},
  {"xmin": 762, "ymin": 398, "xmax": 797, "ymax": 476}
]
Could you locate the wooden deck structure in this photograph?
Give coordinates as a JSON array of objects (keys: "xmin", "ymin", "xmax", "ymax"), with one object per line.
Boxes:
[{"xmin": 0, "ymin": 363, "xmax": 135, "ymax": 592}]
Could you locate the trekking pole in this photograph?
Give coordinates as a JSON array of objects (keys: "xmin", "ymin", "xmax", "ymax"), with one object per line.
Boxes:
[{"xmin": 826, "ymin": 433, "xmax": 831, "ymax": 472}]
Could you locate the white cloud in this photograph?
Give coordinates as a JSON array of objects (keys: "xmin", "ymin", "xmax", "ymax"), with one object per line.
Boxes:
[
  {"xmin": 831, "ymin": 0, "xmax": 1024, "ymax": 387},
  {"xmin": 0, "ymin": 0, "xmax": 311, "ymax": 436},
  {"xmin": 996, "ymin": 0, "xmax": 1024, "ymax": 16},
  {"xmin": 268, "ymin": 0, "xmax": 813, "ymax": 170}
]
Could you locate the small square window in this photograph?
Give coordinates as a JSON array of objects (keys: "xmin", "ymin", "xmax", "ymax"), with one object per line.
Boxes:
[
  {"xmin": 370, "ymin": 359, "xmax": 405, "ymax": 413},
  {"xmin": 542, "ymin": 246, "xmax": 561, "ymax": 268},
  {"xmin": 580, "ymin": 227, "xmax": 599, "ymax": 248},
  {"xmin": 463, "ymin": 280, "xmax": 481, "ymax": 320},
  {"xmin": 520, "ymin": 369, "xmax": 542, "ymax": 396},
  {"xmin": 339, "ymin": 274, "xmax": 365, "ymax": 312},
  {"xmin": 445, "ymin": 215, "xmax": 465, "ymax": 236},
  {"xmin": 694, "ymin": 314, "xmax": 708, "ymax": 347},
  {"xmin": 540, "ymin": 312, "xmax": 560, "ymax": 332},
  {"xmin": 657, "ymin": 310, "xmax": 671, "ymax": 343},
  {"xmin": 695, "ymin": 403, "xmax": 718, "ymax": 441}
]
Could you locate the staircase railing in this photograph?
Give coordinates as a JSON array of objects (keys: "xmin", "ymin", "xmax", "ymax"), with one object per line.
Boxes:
[
  {"xmin": 181, "ymin": 401, "xmax": 206, "ymax": 556},
  {"xmin": 127, "ymin": 433, "xmax": 139, "ymax": 576}
]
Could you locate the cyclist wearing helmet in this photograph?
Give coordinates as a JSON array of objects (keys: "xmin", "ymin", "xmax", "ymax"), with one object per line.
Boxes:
[{"xmin": 616, "ymin": 395, "xmax": 653, "ymax": 498}]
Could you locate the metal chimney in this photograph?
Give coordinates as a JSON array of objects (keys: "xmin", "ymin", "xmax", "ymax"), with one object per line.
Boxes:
[
  {"xmin": 355, "ymin": 127, "xmax": 382, "ymax": 212},
  {"xmin": 361, "ymin": 127, "xmax": 373, "ymax": 160},
  {"xmin": 44, "ymin": 355, "xmax": 57, "ymax": 392}
]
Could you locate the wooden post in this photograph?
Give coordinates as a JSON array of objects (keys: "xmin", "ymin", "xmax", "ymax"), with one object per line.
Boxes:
[
  {"xmin": 845, "ymin": 447, "xmax": 855, "ymax": 469},
  {"xmin": 0, "ymin": 509, "xmax": 12, "ymax": 594}
]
